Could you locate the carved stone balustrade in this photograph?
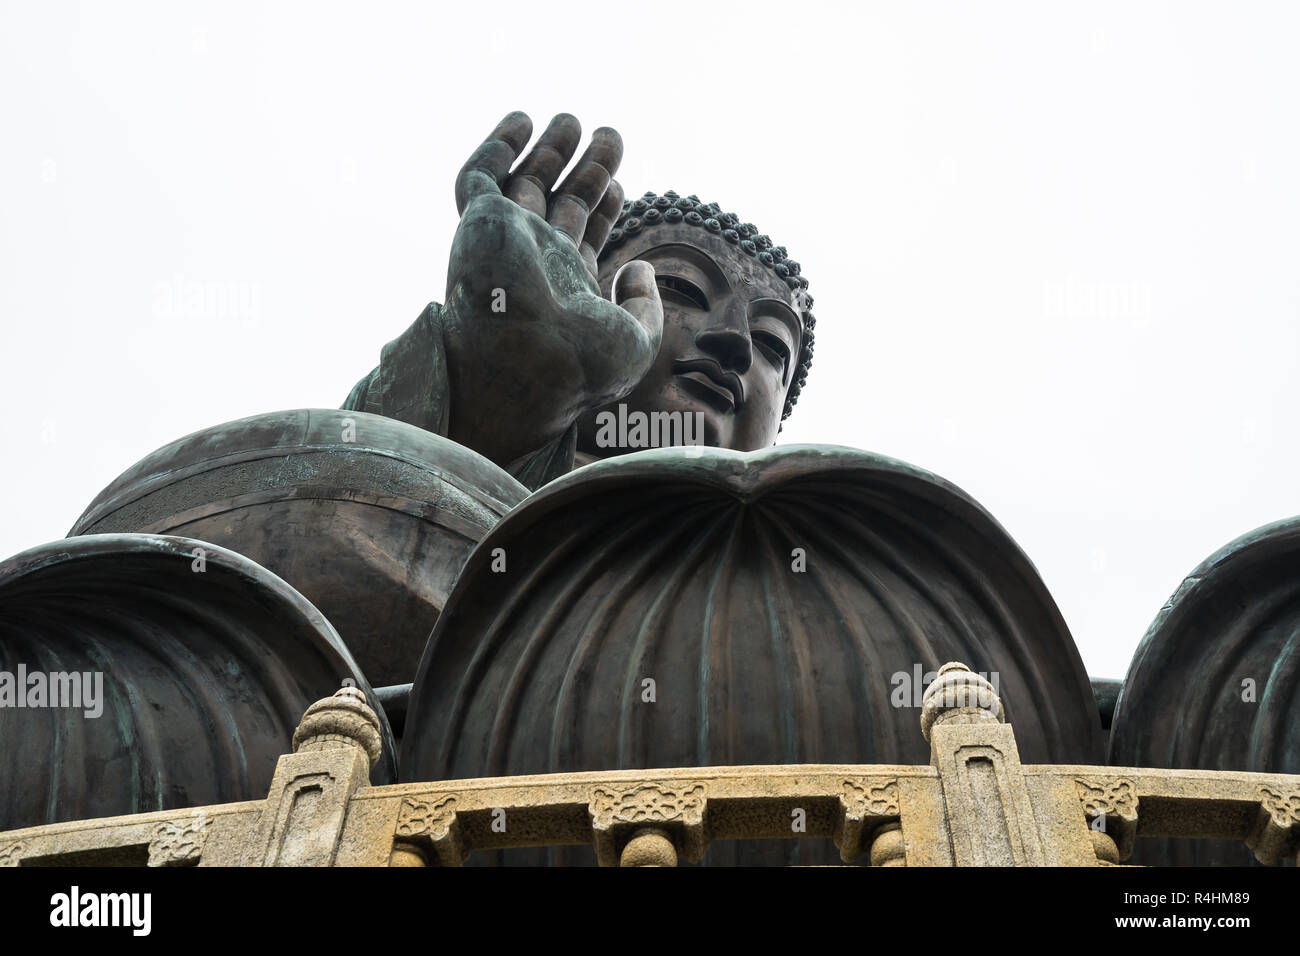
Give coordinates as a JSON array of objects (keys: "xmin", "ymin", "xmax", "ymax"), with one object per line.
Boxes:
[{"xmin": 2, "ymin": 666, "xmax": 1297, "ymax": 867}]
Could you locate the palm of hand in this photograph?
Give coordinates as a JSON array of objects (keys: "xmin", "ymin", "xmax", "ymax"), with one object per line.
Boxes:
[
  {"xmin": 448, "ymin": 191, "xmax": 609, "ymax": 333},
  {"xmin": 438, "ymin": 112, "xmax": 663, "ymax": 463}
]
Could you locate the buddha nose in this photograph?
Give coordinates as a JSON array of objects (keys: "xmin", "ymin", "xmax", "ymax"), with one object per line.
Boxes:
[{"xmin": 695, "ymin": 304, "xmax": 752, "ymax": 373}]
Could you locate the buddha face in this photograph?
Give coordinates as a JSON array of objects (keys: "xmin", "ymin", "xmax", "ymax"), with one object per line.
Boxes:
[{"xmin": 578, "ymin": 226, "xmax": 805, "ymax": 455}]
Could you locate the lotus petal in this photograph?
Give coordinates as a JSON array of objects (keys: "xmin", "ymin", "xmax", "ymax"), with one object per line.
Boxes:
[
  {"xmin": 70, "ymin": 409, "xmax": 528, "ymax": 687},
  {"xmin": 402, "ymin": 445, "xmax": 1101, "ymax": 864},
  {"xmin": 0, "ymin": 533, "xmax": 395, "ymax": 831}
]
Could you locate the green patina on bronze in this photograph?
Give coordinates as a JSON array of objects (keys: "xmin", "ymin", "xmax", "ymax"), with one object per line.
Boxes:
[
  {"xmin": 603, "ymin": 189, "xmax": 816, "ymax": 421},
  {"xmin": 401, "ymin": 444, "xmax": 1103, "ymax": 865},
  {"xmin": 5, "ymin": 110, "xmax": 1294, "ymax": 871},
  {"xmin": 1111, "ymin": 515, "xmax": 1300, "ymax": 865}
]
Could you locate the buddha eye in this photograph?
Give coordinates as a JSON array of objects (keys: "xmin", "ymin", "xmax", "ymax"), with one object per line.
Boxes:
[
  {"xmin": 752, "ymin": 330, "xmax": 791, "ymax": 377},
  {"xmin": 655, "ymin": 275, "xmax": 709, "ymax": 311}
]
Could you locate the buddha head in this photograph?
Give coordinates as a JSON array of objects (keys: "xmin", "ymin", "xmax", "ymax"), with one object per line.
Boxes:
[{"xmin": 576, "ymin": 191, "xmax": 815, "ymax": 456}]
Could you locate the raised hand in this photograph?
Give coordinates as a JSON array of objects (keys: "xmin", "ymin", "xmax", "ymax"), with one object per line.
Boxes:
[
  {"xmin": 489, "ymin": 113, "xmax": 625, "ymax": 275},
  {"xmin": 442, "ymin": 112, "xmax": 663, "ymax": 468}
]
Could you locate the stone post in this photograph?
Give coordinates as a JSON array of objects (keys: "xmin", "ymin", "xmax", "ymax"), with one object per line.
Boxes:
[
  {"xmin": 922, "ymin": 662, "xmax": 1046, "ymax": 866},
  {"xmin": 244, "ymin": 686, "xmax": 382, "ymax": 866}
]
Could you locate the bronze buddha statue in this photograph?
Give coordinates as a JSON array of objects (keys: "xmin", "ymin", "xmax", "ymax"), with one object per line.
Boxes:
[
  {"xmin": 321, "ymin": 113, "xmax": 1102, "ymax": 864},
  {"xmin": 23, "ymin": 109, "xmax": 1278, "ymax": 869},
  {"xmin": 341, "ymin": 112, "xmax": 816, "ymax": 488},
  {"xmin": 576, "ymin": 190, "xmax": 813, "ymax": 463}
]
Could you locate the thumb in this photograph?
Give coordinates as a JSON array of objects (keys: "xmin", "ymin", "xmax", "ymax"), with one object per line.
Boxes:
[{"xmin": 611, "ymin": 259, "xmax": 663, "ymax": 342}]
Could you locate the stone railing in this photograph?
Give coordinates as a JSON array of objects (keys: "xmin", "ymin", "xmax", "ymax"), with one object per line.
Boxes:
[{"xmin": 1, "ymin": 663, "xmax": 1297, "ymax": 867}]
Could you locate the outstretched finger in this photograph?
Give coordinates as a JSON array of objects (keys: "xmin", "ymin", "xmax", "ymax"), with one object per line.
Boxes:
[
  {"xmin": 579, "ymin": 179, "xmax": 625, "ymax": 271},
  {"xmin": 548, "ymin": 126, "xmax": 623, "ymax": 246},
  {"xmin": 455, "ymin": 111, "xmax": 534, "ymax": 214},
  {"xmin": 504, "ymin": 113, "xmax": 582, "ymax": 218}
]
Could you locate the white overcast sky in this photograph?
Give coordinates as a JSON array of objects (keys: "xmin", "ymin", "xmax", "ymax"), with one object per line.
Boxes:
[{"xmin": 2, "ymin": 1, "xmax": 1297, "ymax": 679}]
